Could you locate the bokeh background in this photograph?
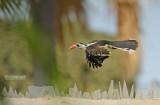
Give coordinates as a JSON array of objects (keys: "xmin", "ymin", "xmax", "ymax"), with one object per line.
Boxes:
[{"xmin": 0, "ymin": 0, "xmax": 160, "ymax": 95}]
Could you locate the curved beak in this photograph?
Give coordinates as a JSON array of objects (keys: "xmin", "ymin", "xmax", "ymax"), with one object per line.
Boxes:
[{"xmin": 68, "ymin": 44, "xmax": 77, "ymax": 50}]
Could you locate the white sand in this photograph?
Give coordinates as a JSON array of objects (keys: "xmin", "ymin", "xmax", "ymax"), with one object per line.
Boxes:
[{"xmin": 1, "ymin": 97, "xmax": 160, "ymax": 105}]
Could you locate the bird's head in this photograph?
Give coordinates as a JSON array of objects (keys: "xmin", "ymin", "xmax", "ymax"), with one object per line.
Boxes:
[{"xmin": 68, "ymin": 42, "xmax": 86, "ymax": 50}]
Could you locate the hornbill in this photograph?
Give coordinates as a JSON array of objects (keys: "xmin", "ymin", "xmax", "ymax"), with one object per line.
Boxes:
[{"xmin": 68, "ymin": 40, "xmax": 138, "ymax": 69}]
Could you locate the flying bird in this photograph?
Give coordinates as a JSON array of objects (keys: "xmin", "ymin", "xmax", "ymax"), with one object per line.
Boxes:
[{"xmin": 68, "ymin": 40, "xmax": 138, "ymax": 69}]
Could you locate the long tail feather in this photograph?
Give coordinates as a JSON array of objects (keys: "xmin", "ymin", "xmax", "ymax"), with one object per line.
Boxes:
[{"xmin": 108, "ymin": 40, "xmax": 138, "ymax": 54}]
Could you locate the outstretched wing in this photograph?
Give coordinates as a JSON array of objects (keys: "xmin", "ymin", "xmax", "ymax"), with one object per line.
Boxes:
[
  {"xmin": 85, "ymin": 51, "xmax": 109, "ymax": 69},
  {"xmin": 85, "ymin": 45, "xmax": 111, "ymax": 69}
]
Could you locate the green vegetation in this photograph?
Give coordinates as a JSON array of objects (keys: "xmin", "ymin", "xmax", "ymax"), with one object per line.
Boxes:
[
  {"xmin": 0, "ymin": 21, "xmax": 33, "ymax": 93},
  {"xmin": 0, "ymin": 20, "xmax": 124, "ymax": 94},
  {"xmin": 0, "ymin": 0, "xmax": 139, "ymax": 95}
]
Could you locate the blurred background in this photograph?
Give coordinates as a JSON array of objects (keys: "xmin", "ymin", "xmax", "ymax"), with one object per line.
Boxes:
[{"xmin": 0, "ymin": 0, "xmax": 160, "ymax": 95}]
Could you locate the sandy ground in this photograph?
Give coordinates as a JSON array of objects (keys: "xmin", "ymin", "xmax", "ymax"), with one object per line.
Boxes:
[{"xmin": 1, "ymin": 97, "xmax": 160, "ymax": 105}]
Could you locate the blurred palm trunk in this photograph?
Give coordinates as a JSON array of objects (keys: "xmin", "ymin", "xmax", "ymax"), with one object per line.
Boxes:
[
  {"xmin": 30, "ymin": 0, "xmax": 86, "ymax": 87},
  {"xmin": 30, "ymin": 0, "xmax": 58, "ymax": 85},
  {"xmin": 116, "ymin": 0, "xmax": 140, "ymax": 84}
]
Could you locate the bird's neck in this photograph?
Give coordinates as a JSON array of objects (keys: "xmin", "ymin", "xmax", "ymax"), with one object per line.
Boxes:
[{"xmin": 80, "ymin": 45, "xmax": 87, "ymax": 50}]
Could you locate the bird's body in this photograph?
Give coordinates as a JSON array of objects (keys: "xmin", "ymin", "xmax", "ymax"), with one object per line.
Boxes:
[{"xmin": 68, "ymin": 40, "xmax": 138, "ymax": 69}]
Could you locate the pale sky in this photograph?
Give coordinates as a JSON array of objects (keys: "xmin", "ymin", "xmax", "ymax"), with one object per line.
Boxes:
[{"xmin": 85, "ymin": 0, "xmax": 160, "ymax": 89}]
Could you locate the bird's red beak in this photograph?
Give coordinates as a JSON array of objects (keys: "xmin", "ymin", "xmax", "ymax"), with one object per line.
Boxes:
[{"xmin": 68, "ymin": 44, "xmax": 77, "ymax": 50}]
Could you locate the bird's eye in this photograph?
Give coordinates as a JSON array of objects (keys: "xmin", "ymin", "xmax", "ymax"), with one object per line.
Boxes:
[{"xmin": 76, "ymin": 44, "xmax": 79, "ymax": 47}]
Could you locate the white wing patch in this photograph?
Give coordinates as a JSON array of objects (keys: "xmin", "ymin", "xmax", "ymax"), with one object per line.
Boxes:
[
  {"xmin": 111, "ymin": 47, "xmax": 135, "ymax": 54},
  {"xmin": 96, "ymin": 53, "xmax": 111, "ymax": 56},
  {"xmin": 87, "ymin": 42, "xmax": 97, "ymax": 47},
  {"xmin": 128, "ymin": 49, "xmax": 135, "ymax": 54}
]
